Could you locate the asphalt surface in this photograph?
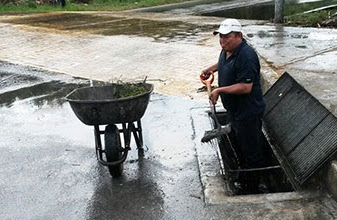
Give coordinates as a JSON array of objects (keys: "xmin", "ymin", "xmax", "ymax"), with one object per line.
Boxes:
[
  {"xmin": 0, "ymin": 62, "xmax": 279, "ymax": 219},
  {"xmin": 1, "ymin": 60, "xmax": 337, "ymax": 220},
  {"xmin": 0, "ymin": 62, "xmax": 205, "ymax": 219},
  {"xmin": 1, "ymin": 2, "xmax": 337, "ymax": 219}
]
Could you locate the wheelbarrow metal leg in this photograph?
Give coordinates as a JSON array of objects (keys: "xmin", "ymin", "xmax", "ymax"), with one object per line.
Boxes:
[
  {"xmin": 131, "ymin": 120, "xmax": 144, "ymax": 157},
  {"xmin": 132, "ymin": 120, "xmax": 144, "ymax": 150},
  {"xmin": 94, "ymin": 124, "xmax": 103, "ymax": 160}
]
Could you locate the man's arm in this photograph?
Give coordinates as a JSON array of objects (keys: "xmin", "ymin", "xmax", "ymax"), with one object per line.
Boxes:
[
  {"xmin": 201, "ymin": 63, "xmax": 218, "ymax": 79},
  {"xmin": 210, "ymin": 82, "xmax": 253, "ymax": 104},
  {"xmin": 217, "ymin": 82, "xmax": 252, "ymax": 94},
  {"xmin": 203, "ymin": 63, "xmax": 218, "ymax": 74}
]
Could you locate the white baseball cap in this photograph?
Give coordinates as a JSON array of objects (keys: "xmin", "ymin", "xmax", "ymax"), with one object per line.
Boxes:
[{"xmin": 213, "ymin": 18, "xmax": 242, "ymax": 35}]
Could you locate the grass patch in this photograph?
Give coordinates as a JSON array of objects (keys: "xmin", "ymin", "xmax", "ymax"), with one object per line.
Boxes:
[
  {"xmin": 284, "ymin": 0, "xmax": 337, "ymax": 27},
  {"xmin": 285, "ymin": 10, "xmax": 337, "ymax": 27},
  {"xmin": 0, "ymin": 0, "xmax": 189, "ymax": 14},
  {"xmin": 284, "ymin": 0, "xmax": 337, "ymax": 16}
]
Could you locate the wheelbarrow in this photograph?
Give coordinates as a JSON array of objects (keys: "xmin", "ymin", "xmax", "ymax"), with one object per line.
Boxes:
[{"xmin": 66, "ymin": 83, "xmax": 153, "ymax": 177}]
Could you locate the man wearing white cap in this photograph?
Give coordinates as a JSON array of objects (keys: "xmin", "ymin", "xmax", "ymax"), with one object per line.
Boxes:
[{"xmin": 200, "ymin": 18, "xmax": 268, "ymax": 194}]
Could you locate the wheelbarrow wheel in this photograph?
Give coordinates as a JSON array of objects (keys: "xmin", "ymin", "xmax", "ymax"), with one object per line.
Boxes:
[{"xmin": 104, "ymin": 124, "xmax": 123, "ymax": 177}]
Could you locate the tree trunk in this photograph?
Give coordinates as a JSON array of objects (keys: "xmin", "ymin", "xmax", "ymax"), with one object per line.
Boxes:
[{"xmin": 274, "ymin": 0, "xmax": 284, "ymax": 23}]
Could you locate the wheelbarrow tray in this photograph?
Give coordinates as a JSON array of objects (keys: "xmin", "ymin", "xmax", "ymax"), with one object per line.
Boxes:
[{"xmin": 66, "ymin": 83, "xmax": 153, "ymax": 125}]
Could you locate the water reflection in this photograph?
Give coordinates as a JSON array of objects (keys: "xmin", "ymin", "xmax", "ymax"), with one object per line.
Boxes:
[
  {"xmin": 0, "ymin": 61, "xmax": 89, "ymax": 107},
  {"xmin": 0, "ymin": 81, "xmax": 82, "ymax": 107},
  {"xmin": 4, "ymin": 14, "xmax": 214, "ymax": 43},
  {"xmin": 85, "ymin": 159, "xmax": 165, "ymax": 219},
  {"xmin": 0, "ymin": 71, "xmax": 41, "ymax": 92},
  {"xmin": 247, "ymin": 28, "xmax": 310, "ymax": 40},
  {"xmin": 274, "ymin": 25, "xmax": 285, "ymax": 60}
]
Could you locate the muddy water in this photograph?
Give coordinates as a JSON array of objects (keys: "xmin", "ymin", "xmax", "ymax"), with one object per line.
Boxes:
[
  {"xmin": 1, "ymin": 11, "xmax": 336, "ymax": 113},
  {"xmin": 4, "ymin": 13, "xmax": 215, "ymax": 43},
  {"xmin": 0, "ymin": 13, "xmax": 220, "ymax": 101}
]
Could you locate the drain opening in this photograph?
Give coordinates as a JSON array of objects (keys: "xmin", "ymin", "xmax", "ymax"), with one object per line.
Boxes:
[{"xmin": 212, "ymin": 110, "xmax": 294, "ymax": 196}]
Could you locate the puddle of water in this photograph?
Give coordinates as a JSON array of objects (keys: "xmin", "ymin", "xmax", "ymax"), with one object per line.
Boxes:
[
  {"xmin": 0, "ymin": 61, "xmax": 90, "ymax": 107},
  {"xmin": 0, "ymin": 81, "xmax": 87, "ymax": 107},
  {"xmin": 4, "ymin": 13, "xmax": 214, "ymax": 43},
  {"xmin": 0, "ymin": 71, "xmax": 41, "ymax": 92},
  {"xmin": 247, "ymin": 29, "xmax": 309, "ymax": 39},
  {"xmin": 0, "ymin": 64, "xmax": 97, "ymax": 219},
  {"xmin": 102, "ymin": 18, "xmax": 214, "ymax": 43},
  {"xmin": 4, "ymin": 13, "xmax": 118, "ymax": 29}
]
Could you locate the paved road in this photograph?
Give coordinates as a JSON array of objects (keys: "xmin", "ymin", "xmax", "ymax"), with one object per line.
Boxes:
[
  {"xmin": 2, "ymin": 60, "xmax": 337, "ymax": 219},
  {"xmin": 1, "ymin": 8, "xmax": 337, "ymax": 220}
]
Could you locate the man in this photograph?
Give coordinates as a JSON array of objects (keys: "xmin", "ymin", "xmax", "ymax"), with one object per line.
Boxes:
[{"xmin": 200, "ymin": 18, "xmax": 268, "ymax": 193}]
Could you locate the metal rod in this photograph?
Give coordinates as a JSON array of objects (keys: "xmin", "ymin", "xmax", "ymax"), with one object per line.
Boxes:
[
  {"xmin": 137, "ymin": 120, "xmax": 144, "ymax": 144},
  {"xmin": 132, "ymin": 120, "xmax": 143, "ymax": 149},
  {"xmin": 96, "ymin": 149, "xmax": 128, "ymax": 166},
  {"xmin": 94, "ymin": 125, "xmax": 103, "ymax": 159},
  {"xmin": 227, "ymin": 165, "xmax": 282, "ymax": 172}
]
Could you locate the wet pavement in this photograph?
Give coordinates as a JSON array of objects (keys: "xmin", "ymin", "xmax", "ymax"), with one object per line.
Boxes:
[
  {"xmin": 0, "ymin": 11, "xmax": 336, "ymax": 116},
  {"xmin": 1, "ymin": 3, "xmax": 337, "ymax": 219},
  {"xmin": 0, "ymin": 61, "xmax": 205, "ymax": 219},
  {"xmin": 1, "ymin": 61, "xmax": 337, "ymax": 219},
  {"xmin": 0, "ymin": 12, "xmax": 222, "ymax": 101},
  {"xmin": 242, "ymin": 25, "xmax": 337, "ymax": 116}
]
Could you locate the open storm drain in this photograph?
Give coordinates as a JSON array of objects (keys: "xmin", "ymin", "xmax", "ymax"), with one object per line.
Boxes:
[{"xmin": 210, "ymin": 110, "xmax": 294, "ymax": 196}]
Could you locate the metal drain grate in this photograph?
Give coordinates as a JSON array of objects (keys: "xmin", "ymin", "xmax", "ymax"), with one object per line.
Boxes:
[{"xmin": 263, "ymin": 72, "xmax": 337, "ymax": 190}]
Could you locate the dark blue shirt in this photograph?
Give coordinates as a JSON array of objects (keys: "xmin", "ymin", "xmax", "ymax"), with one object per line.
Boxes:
[{"xmin": 218, "ymin": 39, "xmax": 265, "ymax": 120}]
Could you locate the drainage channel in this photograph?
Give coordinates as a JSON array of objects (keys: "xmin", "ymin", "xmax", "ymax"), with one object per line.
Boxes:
[
  {"xmin": 213, "ymin": 110, "xmax": 294, "ymax": 196},
  {"xmin": 191, "ymin": 105, "xmax": 313, "ymax": 205},
  {"xmin": 193, "ymin": 72, "xmax": 337, "ymax": 205}
]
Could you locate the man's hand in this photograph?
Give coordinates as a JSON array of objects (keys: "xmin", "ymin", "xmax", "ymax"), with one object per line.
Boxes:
[
  {"xmin": 209, "ymin": 88, "xmax": 220, "ymax": 105},
  {"xmin": 200, "ymin": 70, "xmax": 211, "ymax": 80}
]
